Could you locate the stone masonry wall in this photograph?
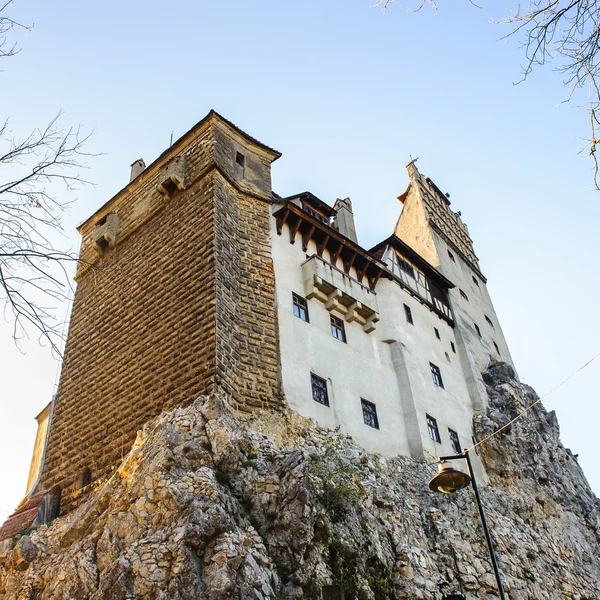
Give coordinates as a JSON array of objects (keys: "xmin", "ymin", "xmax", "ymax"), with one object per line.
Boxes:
[
  {"xmin": 30, "ymin": 114, "xmax": 283, "ymax": 517},
  {"xmin": 38, "ymin": 166, "xmax": 218, "ymax": 515},
  {"xmin": 214, "ymin": 174, "xmax": 281, "ymax": 413}
]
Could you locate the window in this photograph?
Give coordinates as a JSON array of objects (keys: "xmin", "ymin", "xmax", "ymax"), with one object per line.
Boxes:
[
  {"xmin": 450, "ymin": 341, "xmax": 456, "ymax": 354},
  {"xmin": 434, "ymin": 327, "xmax": 441, "ymax": 340},
  {"xmin": 445, "ymin": 351, "xmax": 450, "ymax": 362},
  {"xmin": 448, "ymin": 250, "xmax": 456, "ymax": 262},
  {"xmin": 493, "ymin": 341, "xmax": 501, "ymax": 355},
  {"xmin": 459, "ymin": 289, "xmax": 469, "ymax": 301},
  {"xmin": 80, "ymin": 467, "xmax": 92, "ymax": 488},
  {"xmin": 235, "ymin": 152, "xmax": 245, "ymax": 178},
  {"xmin": 472, "ymin": 276, "xmax": 480, "ymax": 287},
  {"xmin": 426, "ymin": 414, "xmax": 441, "ymax": 443},
  {"xmin": 311, "ymin": 373, "xmax": 329, "ymax": 406},
  {"xmin": 430, "ymin": 363, "xmax": 444, "ymax": 388},
  {"xmin": 404, "ymin": 304, "xmax": 413, "ymax": 325},
  {"xmin": 485, "ymin": 315, "xmax": 494, "ymax": 328},
  {"xmin": 448, "ymin": 429, "xmax": 461, "ymax": 453},
  {"xmin": 330, "ymin": 315, "xmax": 346, "ymax": 342},
  {"xmin": 474, "ymin": 323, "xmax": 482, "ymax": 337},
  {"xmin": 292, "ymin": 293, "xmax": 309, "ymax": 322},
  {"xmin": 361, "ymin": 399, "xmax": 379, "ymax": 429},
  {"xmin": 398, "ymin": 257, "xmax": 415, "ymax": 279}
]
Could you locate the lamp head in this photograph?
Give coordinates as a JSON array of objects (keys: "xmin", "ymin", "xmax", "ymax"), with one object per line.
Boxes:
[{"xmin": 428, "ymin": 461, "xmax": 471, "ymax": 494}]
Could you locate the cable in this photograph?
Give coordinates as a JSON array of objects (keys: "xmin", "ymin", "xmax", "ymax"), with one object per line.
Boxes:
[{"xmin": 463, "ymin": 350, "xmax": 600, "ymax": 454}]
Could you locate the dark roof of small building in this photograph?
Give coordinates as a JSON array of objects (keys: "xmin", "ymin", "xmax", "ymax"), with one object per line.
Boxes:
[
  {"xmin": 281, "ymin": 191, "xmax": 337, "ymax": 217},
  {"xmin": 0, "ymin": 494, "xmax": 42, "ymax": 542}
]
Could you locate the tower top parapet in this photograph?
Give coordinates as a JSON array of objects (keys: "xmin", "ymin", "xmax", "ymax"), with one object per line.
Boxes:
[{"xmin": 398, "ymin": 161, "xmax": 483, "ymax": 280}]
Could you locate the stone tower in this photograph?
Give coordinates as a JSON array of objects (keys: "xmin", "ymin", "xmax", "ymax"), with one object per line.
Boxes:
[
  {"xmin": 0, "ymin": 112, "xmax": 283, "ymax": 536},
  {"xmin": 395, "ymin": 161, "xmax": 515, "ymax": 414}
]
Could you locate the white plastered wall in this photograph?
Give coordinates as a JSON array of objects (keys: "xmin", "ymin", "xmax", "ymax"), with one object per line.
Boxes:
[{"xmin": 270, "ymin": 206, "xmax": 482, "ymax": 466}]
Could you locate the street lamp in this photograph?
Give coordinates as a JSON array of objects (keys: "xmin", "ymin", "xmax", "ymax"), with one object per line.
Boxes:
[{"xmin": 428, "ymin": 451, "xmax": 507, "ymax": 600}]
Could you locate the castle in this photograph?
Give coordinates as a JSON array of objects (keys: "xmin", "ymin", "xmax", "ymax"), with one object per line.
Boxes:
[{"xmin": 0, "ymin": 111, "xmax": 515, "ymax": 541}]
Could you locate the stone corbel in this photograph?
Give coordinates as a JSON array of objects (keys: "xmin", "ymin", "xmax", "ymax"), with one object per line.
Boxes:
[
  {"xmin": 325, "ymin": 289, "xmax": 343, "ymax": 314},
  {"xmin": 305, "ymin": 275, "xmax": 328, "ymax": 302},
  {"xmin": 363, "ymin": 312, "xmax": 379, "ymax": 334},
  {"xmin": 158, "ymin": 155, "xmax": 187, "ymax": 203},
  {"xmin": 94, "ymin": 212, "xmax": 118, "ymax": 256},
  {"xmin": 345, "ymin": 301, "xmax": 364, "ymax": 324}
]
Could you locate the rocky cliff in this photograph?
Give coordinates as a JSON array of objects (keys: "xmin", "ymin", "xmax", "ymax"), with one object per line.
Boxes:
[{"xmin": 1, "ymin": 363, "xmax": 599, "ymax": 599}]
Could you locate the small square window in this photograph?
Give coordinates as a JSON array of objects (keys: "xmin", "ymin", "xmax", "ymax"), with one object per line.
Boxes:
[
  {"xmin": 448, "ymin": 429, "xmax": 462, "ymax": 453},
  {"xmin": 474, "ymin": 323, "xmax": 482, "ymax": 337},
  {"xmin": 330, "ymin": 315, "xmax": 346, "ymax": 342},
  {"xmin": 472, "ymin": 276, "xmax": 480, "ymax": 287},
  {"xmin": 493, "ymin": 341, "xmax": 501, "ymax": 355},
  {"xmin": 311, "ymin": 373, "xmax": 329, "ymax": 406},
  {"xmin": 450, "ymin": 341, "xmax": 456, "ymax": 354},
  {"xmin": 485, "ymin": 315, "xmax": 494, "ymax": 329},
  {"xmin": 404, "ymin": 304, "xmax": 413, "ymax": 325},
  {"xmin": 459, "ymin": 289, "xmax": 469, "ymax": 301},
  {"xmin": 430, "ymin": 362, "xmax": 444, "ymax": 388},
  {"xmin": 292, "ymin": 293, "xmax": 309, "ymax": 323},
  {"xmin": 447, "ymin": 250, "xmax": 455, "ymax": 262},
  {"xmin": 426, "ymin": 414, "xmax": 441, "ymax": 443},
  {"xmin": 361, "ymin": 399, "xmax": 379, "ymax": 429},
  {"xmin": 434, "ymin": 328, "xmax": 441, "ymax": 340},
  {"xmin": 235, "ymin": 152, "xmax": 245, "ymax": 179}
]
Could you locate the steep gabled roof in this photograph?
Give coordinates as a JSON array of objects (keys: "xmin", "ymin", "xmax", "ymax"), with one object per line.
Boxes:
[{"xmin": 370, "ymin": 234, "xmax": 455, "ymax": 290}]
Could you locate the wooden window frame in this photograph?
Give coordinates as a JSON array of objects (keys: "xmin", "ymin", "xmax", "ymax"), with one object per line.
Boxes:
[
  {"xmin": 448, "ymin": 428, "xmax": 462, "ymax": 453},
  {"xmin": 361, "ymin": 399, "xmax": 380, "ymax": 429},
  {"xmin": 292, "ymin": 292, "xmax": 310, "ymax": 323},
  {"xmin": 330, "ymin": 315, "xmax": 347, "ymax": 343},
  {"xmin": 426, "ymin": 414, "xmax": 441, "ymax": 443},
  {"xmin": 311, "ymin": 373, "xmax": 329, "ymax": 406},
  {"xmin": 430, "ymin": 362, "xmax": 444, "ymax": 388}
]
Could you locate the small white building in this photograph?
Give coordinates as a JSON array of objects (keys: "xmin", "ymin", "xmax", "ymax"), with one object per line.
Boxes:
[{"xmin": 270, "ymin": 161, "xmax": 514, "ymax": 467}]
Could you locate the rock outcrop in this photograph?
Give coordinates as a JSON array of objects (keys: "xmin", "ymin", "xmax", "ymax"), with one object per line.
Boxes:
[{"xmin": 1, "ymin": 363, "xmax": 599, "ymax": 599}]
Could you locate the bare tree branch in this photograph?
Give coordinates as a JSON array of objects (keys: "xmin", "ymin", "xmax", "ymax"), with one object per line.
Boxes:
[
  {"xmin": 0, "ymin": 0, "xmax": 30, "ymax": 60},
  {"xmin": 498, "ymin": 1, "xmax": 600, "ymax": 189},
  {"xmin": 0, "ymin": 2, "xmax": 98, "ymax": 355},
  {"xmin": 377, "ymin": 1, "xmax": 600, "ymax": 189}
]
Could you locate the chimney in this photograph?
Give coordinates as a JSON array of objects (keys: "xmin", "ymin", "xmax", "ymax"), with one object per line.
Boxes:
[
  {"xmin": 130, "ymin": 159, "xmax": 146, "ymax": 182},
  {"xmin": 333, "ymin": 197, "xmax": 358, "ymax": 243}
]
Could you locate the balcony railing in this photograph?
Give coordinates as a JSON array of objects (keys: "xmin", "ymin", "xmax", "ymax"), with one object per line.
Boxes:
[{"xmin": 388, "ymin": 256, "xmax": 453, "ymax": 321}]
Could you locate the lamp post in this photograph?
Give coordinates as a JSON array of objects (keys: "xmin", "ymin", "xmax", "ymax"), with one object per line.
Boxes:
[{"xmin": 428, "ymin": 450, "xmax": 507, "ymax": 600}]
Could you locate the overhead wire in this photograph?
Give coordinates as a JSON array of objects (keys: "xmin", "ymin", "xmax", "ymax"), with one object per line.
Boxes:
[{"xmin": 462, "ymin": 350, "xmax": 600, "ymax": 455}]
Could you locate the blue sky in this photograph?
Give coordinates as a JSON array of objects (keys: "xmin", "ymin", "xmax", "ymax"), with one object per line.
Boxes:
[{"xmin": 1, "ymin": 0, "xmax": 599, "ymax": 521}]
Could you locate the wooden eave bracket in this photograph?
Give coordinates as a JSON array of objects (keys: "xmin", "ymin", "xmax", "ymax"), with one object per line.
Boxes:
[{"xmin": 273, "ymin": 203, "xmax": 391, "ymax": 292}]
